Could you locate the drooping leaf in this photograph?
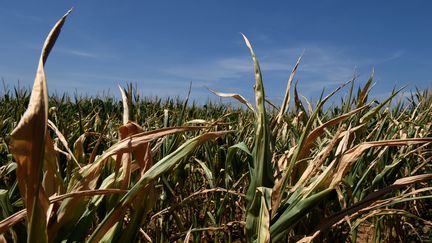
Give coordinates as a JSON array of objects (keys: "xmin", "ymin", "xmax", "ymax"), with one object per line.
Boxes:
[
  {"xmin": 194, "ymin": 158, "xmax": 215, "ymax": 188},
  {"xmin": 52, "ymin": 126, "xmax": 201, "ymax": 240},
  {"xmin": 0, "ymin": 188, "xmax": 126, "ymax": 235},
  {"xmin": 359, "ymin": 86, "xmax": 404, "ymax": 124},
  {"xmin": 87, "ymin": 131, "xmax": 230, "ymax": 243},
  {"xmin": 47, "ymin": 119, "xmax": 81, "ymax": 168},
  {"xmin": 274, "ymin": 80, "xmax": 353, "ymax": 214},
  {"xmin": 298, "ymin": 104, "xmax": 369, "ymax": 160},
  {"xmin": 300, "ymin": 174, "xmax": 432, "ymax": 242},
  {"xmin": 331, "ymin": 138, "xmax": 432, "ymax": 187},
  {"xmin": 270, "ymin": 188, "xmax": 334, "ymax": 242},
  {"xmin": 208, "ymin": 88, "xmax": 256, "ymax": 113}
]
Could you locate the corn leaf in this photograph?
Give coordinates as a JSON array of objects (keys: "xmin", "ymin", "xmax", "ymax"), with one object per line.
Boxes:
[
  {"xmin": 270, "ymin": 188, "xmax": 334, "ymax": 242},
  {"xmin": 208, "ymin": 88, "xmax": 256, "ymax": 113},
  {"xmin": 356, "ymin": 71, "xmax": 374, "ymax": 108},
  {"xmin": 245, "ymin": 187, "xmax": 272, "ymax": 243},
  {"xmin": 52, "ymin": 126, "xmax": 200, "ymax": 240},
  {"xmin": 8, "ymin": 9, "xmax": 72, "ymax": 243},
  {"xmin": 331, "ymin": 138, "xmax": 432, "ymax": 187},
  {"xmin": 118, "ymin": 85, "xmax": 129, "ymax": 124},
  {"xmin": 241, "ymin": 34, "xmax": 275, "ymax": 242},
  {"xmin": 277, "ymin": 53, "xmax": 303, "ymax": 124},
  {"xmin": 300, "ymin": 174, "xmax": 432, "ymax": 242},
  {"xmin": 87, "ymin": 131, "xmax": 230, "ymax": 243}
]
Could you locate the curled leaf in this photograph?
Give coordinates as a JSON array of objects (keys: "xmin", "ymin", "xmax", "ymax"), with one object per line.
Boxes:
[
  {"xmin": 9, "ymin": 9, "xmax": 72, "ymax": 242},
  {"xmin": 208, "ymin": 88, "xmax": 255, "ymax": 113}
]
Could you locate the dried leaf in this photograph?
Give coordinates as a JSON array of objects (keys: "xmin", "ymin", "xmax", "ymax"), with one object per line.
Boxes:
[
  {"xmin": 208, "ymin": 88, "xmax": 255, "ymax": 113},
  {"xmin": 290, "ymin": 128, "xmax": 343, "ymax": 194},
  {"xmin": 277, "ymin": 53, "xmax": 303, "ymax": 124},
  {"xmin": 87, "ymin": 131, "xmax": 230, "ymax": 243},
  {"xmin": 116, "ymin": 122, "xmax": 144, "ymax": 189},
  {"xmin": 331, "ymin": 138, "xmax": 432, "ymax": 187},
  {"xmin": 48, "ymin": 119, "xmax": 80, "ymax": 168},
  {"xmin": 356, "ymin": 71, "xmax": 373, "ymax": 108},
  {"xmin": 393, "ymin": 173, "xmax": 432, "ymax": 187},
  {"xmin": 0, "ymin": 189, "xmax": 126, "ymax": 234},
  {"xmin": 184, "ymin": 226, "xmax": 193, "ymax": 243},
  {"xmin": 42, "ymin": 134, "xmax": 64, "ymax": 197},
  {"xmin": 9, "ymin": 9, "xmax": 72, "ymax": 242},
  {"xmin": 299, "ymin": 105, "xmax": 368, "ymax": 160},
  {"xmin": 118, "ymin": 85, "xmax": 129, "ymax": 124},
  {"xmin": 301, "ymin": 173, "xmax": 432, "ymax": 241}
]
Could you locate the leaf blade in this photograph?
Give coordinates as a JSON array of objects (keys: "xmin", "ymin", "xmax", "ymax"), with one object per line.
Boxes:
[{"xmin": 8, "ymin": 9, "xmax": 72, "ymax": 243}]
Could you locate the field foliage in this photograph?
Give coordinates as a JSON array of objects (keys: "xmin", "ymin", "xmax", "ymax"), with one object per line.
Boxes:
[{"xmin": 0, "ymin": 10, "xmax": 431, "ymax": 242}]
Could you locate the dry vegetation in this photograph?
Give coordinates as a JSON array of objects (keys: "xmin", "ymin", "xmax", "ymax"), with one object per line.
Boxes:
[{"xmin": 0, "ymin": 10, "xmax": 431, "ymax": 242}]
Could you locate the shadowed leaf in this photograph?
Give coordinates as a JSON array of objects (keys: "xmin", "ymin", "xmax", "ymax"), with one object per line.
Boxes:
[
  {"xmin": 8, "ymin": 9, "xmax": 72, "ymax": 243},
  {"xmin": 87, "ymin": 131, "xmax": 230, "ymax": 243},
  {"xmin": 300, "ymin": 174, "xmax": 432, "ymax": 242}
]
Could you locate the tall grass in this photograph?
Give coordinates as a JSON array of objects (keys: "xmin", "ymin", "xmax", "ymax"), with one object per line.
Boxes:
[{"xmin": 0, "ymin": 10, "xmax": 431, "ymax": 242}]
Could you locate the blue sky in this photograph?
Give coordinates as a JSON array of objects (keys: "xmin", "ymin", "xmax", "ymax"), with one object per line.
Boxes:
[{"xmin": 1, "ymin": 1, "xmax": 432, "ymax": 104}]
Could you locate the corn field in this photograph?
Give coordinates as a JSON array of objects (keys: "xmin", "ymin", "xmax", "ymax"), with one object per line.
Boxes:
[{"xmin": 0, "ymin": 10, "xmax": 431, "ymax": 243}]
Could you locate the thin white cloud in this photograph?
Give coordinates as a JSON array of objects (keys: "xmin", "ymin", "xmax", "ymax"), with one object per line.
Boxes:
[
  {"xmin": 162, "ymin": 61, "xmax": 247, "ymax": 82},
  {"xmin": 217, "ymin": 58, "xmax": 251, "ymax": 72},
  {"xmin": 155, "ymin": 43, "xmax": 409, "ymax": 103},
  {"xmin": 4, "ymin": 10, "xmax": 45, "ymax": 23},
  {"xmin": 266, "ymin": 45, "xmax": 357, "ymax": 83},
  {"xmin": 20, "ymin": 41, "xmax": 110, "ymax": 60},
  {"xmin": 13, "ymin": 40, "xmax": 405, "ymax": 103},
  {"xmin": 55, "ymin": 47, "xmax": 103, "ymax": 59},
  {"xmin": 360, "ymin": 50, "xmax": 405, "ymax": 65},
  {"xmin": 161, "ymin": 44, "xmax": 358, "ymax": 93}
]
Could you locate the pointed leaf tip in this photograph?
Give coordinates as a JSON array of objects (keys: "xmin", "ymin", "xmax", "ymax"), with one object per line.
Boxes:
[
  {"xmin": 41, "ymin": 9, "xmax": 73, "ymax": 64},
  {"xmin": 241, "ymin": 33, "xmax": 252, "ymax": 48}
]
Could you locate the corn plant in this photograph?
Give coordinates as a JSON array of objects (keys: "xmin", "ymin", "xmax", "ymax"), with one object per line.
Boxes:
[
  {"xmin": 0, "ymin": 9, "xmax": 431, "ymax": 243},
  {"xmin": 213, "ymin": 35, "xmax": 432, "ymax": 242},
  {"xmin": 0, "ymin": 10, "xmax": 231, "ymax": 243}
]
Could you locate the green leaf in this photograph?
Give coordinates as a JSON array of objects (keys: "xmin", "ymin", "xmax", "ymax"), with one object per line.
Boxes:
[
  {"xmin": 241, "ymin": 34, "xmax": 275, "ymax": 242},
  {"xmin": 195, "ymin": 158, "xmax": 215, "ymax": 188},
  {"xmin": 245, "ymin": 187, "xmax": 272, "ymax": 243},
  {"xmin": 87, "ymin": 131, "xmax": 230, "ymax": 243},
  {"xmin": 270, "ymin": 188, "xmax": 334, "ymax": 242}
]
